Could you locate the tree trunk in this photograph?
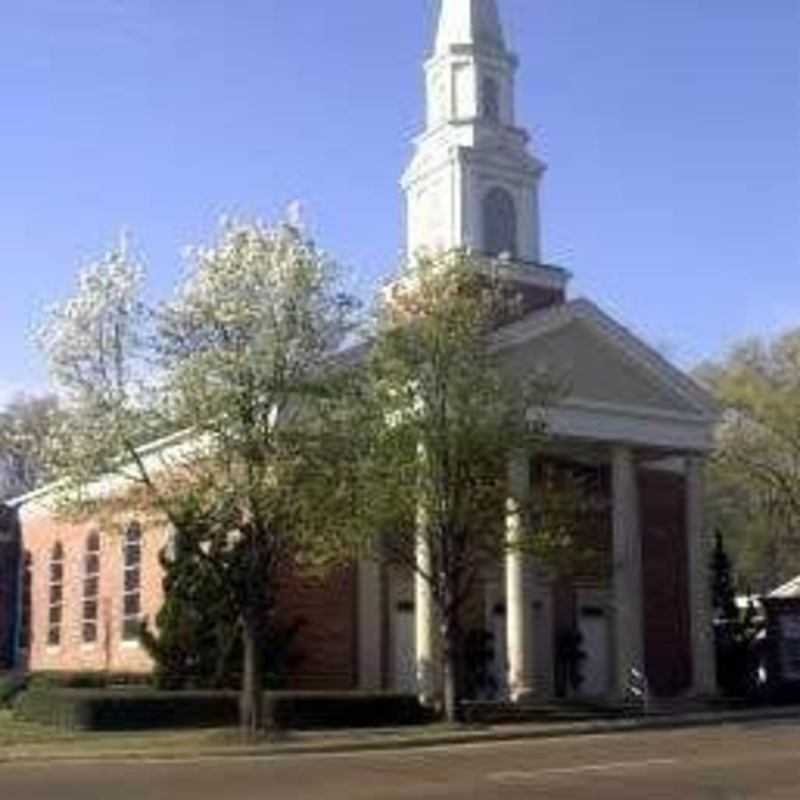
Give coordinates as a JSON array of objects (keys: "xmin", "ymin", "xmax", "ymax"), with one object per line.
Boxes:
[
  {"xmin": 442, "ymin": 646, "xmax": 459, "ymax": 724},
  {"xmin": 240, "ymin": 615, "xmax": 263, "ymax": 740},
  {"xmin": 441, "ymin": 616, "xmax": 463, "ymax": 724}
]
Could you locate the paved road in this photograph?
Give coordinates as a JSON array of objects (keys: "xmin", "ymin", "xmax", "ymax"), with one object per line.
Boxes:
[{"xmin": 2, "ymin": 720, "xmax": 800, "ymax": 799}]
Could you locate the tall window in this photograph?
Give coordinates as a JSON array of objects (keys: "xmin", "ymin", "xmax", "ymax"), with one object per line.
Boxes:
[
  {"xmin": 82, "ymin": 532, "xmax": 101, "ymax": 644},
  {"xmin": 19, "ymin": 552, "xmax": 33, "ymax": 651},
  {"xmin": 481, "ymin": 77, "xmax": 500, "ymax": 121},
  {"xmin": 48, "ymin": 542, "xmax": 64, "ymax": 647},
  {"xmin": 482, "ymin": 187, "xmax": 518, "ymax": 258},
  {"xmin": 122, "ymin": 523, "xmax": 142, "ymax": 641}
]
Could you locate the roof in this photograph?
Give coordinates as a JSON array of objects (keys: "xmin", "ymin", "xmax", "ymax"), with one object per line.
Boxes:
[{"xmin": 11, "ymin": 293, "xmax": 720, "ymax": 515}]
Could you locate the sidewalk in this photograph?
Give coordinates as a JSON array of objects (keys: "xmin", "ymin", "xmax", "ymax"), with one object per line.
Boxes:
[{"xmin": 2, "ymin": 704, "xmax": 799, "ymax": 766}]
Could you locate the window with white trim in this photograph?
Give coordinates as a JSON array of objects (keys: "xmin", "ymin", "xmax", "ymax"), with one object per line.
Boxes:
[
  {"xmin": 82, "ymin": 532, "xmax": 101, "ymax": 644},
  {"xmin": 48, "ymin": 542, "xmax": 64, "ymax": 647},
  {"xmin": 481, "ymin": 77, "xmax": 500, "ymax": 122},
  {"xmin": 121, "ymin": 523, "xmax": 142, "ymax": 641}
]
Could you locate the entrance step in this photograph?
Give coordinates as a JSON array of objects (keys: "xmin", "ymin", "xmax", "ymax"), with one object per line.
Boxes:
[{"xmin": 460, "ymin": 700, "xmax": 629, "ymax": 725}]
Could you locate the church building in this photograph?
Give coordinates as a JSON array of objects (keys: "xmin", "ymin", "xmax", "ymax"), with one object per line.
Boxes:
[{"xmin": 1, "ymin": 0, "xmax": 719, "ymax": 703}]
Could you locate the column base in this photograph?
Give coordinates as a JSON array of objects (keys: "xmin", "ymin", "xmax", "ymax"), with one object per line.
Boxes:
[
  {"xmin": 687, "ymin": 687, "xmax": 718, "ymax": 704},
  {"xmin": 510, "ymin": 687, "xmax": 537, "ymax": 705},
  {"xmin": 417, "ymin": 693, "xmax": 438, "ymax": 709}
]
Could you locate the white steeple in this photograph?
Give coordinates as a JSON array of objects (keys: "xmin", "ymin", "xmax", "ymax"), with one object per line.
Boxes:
[
  {"xmin": 402, "ymin": 0, "xmax": 558, "ymax": 287},
  {"xmin": 435, "ymin": 0, "xmax": 506, "ymax": 54}
]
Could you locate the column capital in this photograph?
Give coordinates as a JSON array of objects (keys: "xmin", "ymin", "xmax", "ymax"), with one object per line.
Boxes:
[{"xmin": 611, "ymin": 443, "xmax": 640, "ymax": 464}]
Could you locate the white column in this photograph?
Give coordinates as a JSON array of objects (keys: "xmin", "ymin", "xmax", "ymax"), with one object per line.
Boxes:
[
  {"xmin": 415, "ymin": 515, "xmax": 437, "ymax": 705},
  {"xmin": 506, "ymin": 450, "xmax": 535, "ymax": 703},
  {"xmin": 687, "ymin": 456, "xmax": 717, "ymax": 696},
  {"xmin": 357, "ymin": 559, "xmax": 383, "ymax": 691},
  {"xmin": 612, "ymin": 445, "xmax": 644, "ymax": 699}
]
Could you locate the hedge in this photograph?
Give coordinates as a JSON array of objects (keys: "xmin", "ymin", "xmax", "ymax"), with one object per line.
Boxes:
[
  {"xmin": 264, "ymin": 692, "xmax": 429, "ymax": 730},
  {"xmin": 0, "ymin": 674, "xmax": 26, "ymax": 709},
  {"xmin": 14, "ymin": 689, "xmax": 239, "ymax": 731},
  {"xmin": 13, "ymin": 689, "xmax": 428, "ymax": 732},
  {"xmin": 27, "ymin": 671, "xmax": 153, "ymax": 690}
]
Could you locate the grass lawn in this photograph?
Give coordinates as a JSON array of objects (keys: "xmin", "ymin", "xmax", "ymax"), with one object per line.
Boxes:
[
  {"xmin": 0, "ymin": 710, "xmax": 249, "ymax": 757},
  {"xmin": 0, "ymin": 709, "xmax": 467, "ymax": 762},
  {"xmin": 0, "ymin": 710, "xmax": 82, "ymax": 746}
]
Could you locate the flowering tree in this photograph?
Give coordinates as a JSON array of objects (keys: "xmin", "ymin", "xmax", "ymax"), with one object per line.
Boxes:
[
  {"xmin": 155, "ymin": 221, "xmax": 360, "ymax": 732},
  {"xmin": 36, "ymin": 243, "xmax": 169, "ymax": 504},
  {"xmin": 37, "ymin": 221, "xmax": 361, "ymax": 736},
  {"xmin": 349, "ymin": 251, "xmax": 569, "ymax": 723}
]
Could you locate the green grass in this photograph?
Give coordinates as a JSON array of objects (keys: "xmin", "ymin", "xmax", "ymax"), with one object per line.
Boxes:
[
  {"xmin": 0, "ymin": 710, "xmax": 249, "ymax": 756},
  {"xmin": 0, "ymin": 710, "xmax": 80, "ymax": 746},
  {"xmin": 0, "ymin": 709, "xmax": 456, "ymax": 762}
]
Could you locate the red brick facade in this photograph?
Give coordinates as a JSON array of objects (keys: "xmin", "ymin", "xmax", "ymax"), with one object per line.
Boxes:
[
  {"xmin": 513, "ymin": 281, "xmax": 565, "ymax": 316},
  {"xmin": 11, "ymin": 510, "xmax": 359, "ymax": 689},
  {"xmin": 4, "ymin": 466, "xmax": 690, "ymax": 698},
  {"xmin": 640, "ymin": 469, "xmax": 692, "ymax": 696},
  {"xmin": 277, "ymin": 566, "xmax": 358, "ymax": 691},
  {"xmin": 18, "ymin": 513, "xmax": 165, "ymax": 674},
  {"xmin": 547, "ymin": 465, "xmax": 692, "ymax": 698}
]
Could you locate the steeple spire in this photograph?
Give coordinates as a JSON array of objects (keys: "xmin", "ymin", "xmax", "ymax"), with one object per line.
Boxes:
[
  {"xmin": 402, "ymin": 0, "xmax": 567, "ymax": 302},
  {"xmin": 435, "ymin": 0, "xmax": 506, "ymax": 54}
]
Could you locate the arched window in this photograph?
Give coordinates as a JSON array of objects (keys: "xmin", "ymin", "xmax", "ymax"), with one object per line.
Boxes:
[
  {"xmin": 481, "ymin": 77, "xmax": 500, "ymax": 122},
  {"xmin": 19, "ymin": 552, "xmax": 33, "ymax": 651},
  {"xmin": 48, "ymin": 542, "xmax": 64, "ymax": 647},
  {"xmin": 482, "ymin": 187, "xmax": 518, "ymax": 258},
  {"xmin": 122, "ymin": 523, "xmax": 142, "ymax": 641},
  {"xmin": 82, "ymin": 532, "xmax": 101, "ymax": 644}
]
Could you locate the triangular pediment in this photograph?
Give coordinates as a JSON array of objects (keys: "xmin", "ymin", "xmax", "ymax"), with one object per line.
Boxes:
[{"xmin": 495, "ymin": 300, "xmax": 717, "ymax": 419}]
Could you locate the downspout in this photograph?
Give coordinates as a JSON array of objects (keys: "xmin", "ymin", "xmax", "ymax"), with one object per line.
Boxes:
[{"xmin": 0, "ymin": 504, "xmax": 21, "ymax": 671}]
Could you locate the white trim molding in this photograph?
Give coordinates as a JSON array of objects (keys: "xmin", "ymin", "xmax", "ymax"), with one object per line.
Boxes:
[{"xmin": 534, "ymin": 398, "xmax": 715, "ymax": 453}]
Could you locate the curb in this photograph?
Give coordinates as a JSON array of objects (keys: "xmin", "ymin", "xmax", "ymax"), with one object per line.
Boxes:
[{"xmin": 2, "ymin": 705, "xmax": 799, "ymax": 767}]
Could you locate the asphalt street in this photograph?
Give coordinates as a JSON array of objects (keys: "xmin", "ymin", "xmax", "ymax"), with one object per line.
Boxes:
[{"xmin": 2, "ymin": 720, "xmax": 800, "ymax": 799}]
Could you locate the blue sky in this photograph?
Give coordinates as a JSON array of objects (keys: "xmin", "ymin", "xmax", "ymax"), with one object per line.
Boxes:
[{"xmin": 1, "ymin": 0, "xmax": 798, "ymax": 407}]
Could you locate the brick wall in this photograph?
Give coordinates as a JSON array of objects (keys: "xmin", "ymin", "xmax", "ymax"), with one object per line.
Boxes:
[
  {"xmin": 277, "ymin": 566, "xmax": 358, "ymax": 691},
  {"xmin": 639, "ymin": 469, "xmax": 692, "ymax": 697},
  {"xmin": 514, "ymin": 282, "xmax": 566, "ymax": 316},
  {"xmin": 17, "ymin": 508, "xmax": 359, "ymax": 688},
  {"xmin": 20, "ymin": 511, "xmax": 165, "ymax": 674},
  {"xmin": 545, "ymin": 463, "xmax": 693, "ymax": 699}
]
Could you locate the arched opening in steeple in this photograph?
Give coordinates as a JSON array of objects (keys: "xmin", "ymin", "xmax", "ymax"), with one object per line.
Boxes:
[
  {"xmin": 482, "ymin": 187, "xmax": 517, "ymax": 258},
  {"xmin": 481, "ymin": 77, "xmax": 500, "ymax": 122}
]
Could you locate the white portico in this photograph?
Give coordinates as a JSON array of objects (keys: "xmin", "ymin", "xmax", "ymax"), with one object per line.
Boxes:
[
  {"xmin": 399, "ymin": 298, "xmax": 719, "ymax": 703},
  {"xmin": 361, "ymin": 0, "xmax": 721, "ymax": 705}
]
